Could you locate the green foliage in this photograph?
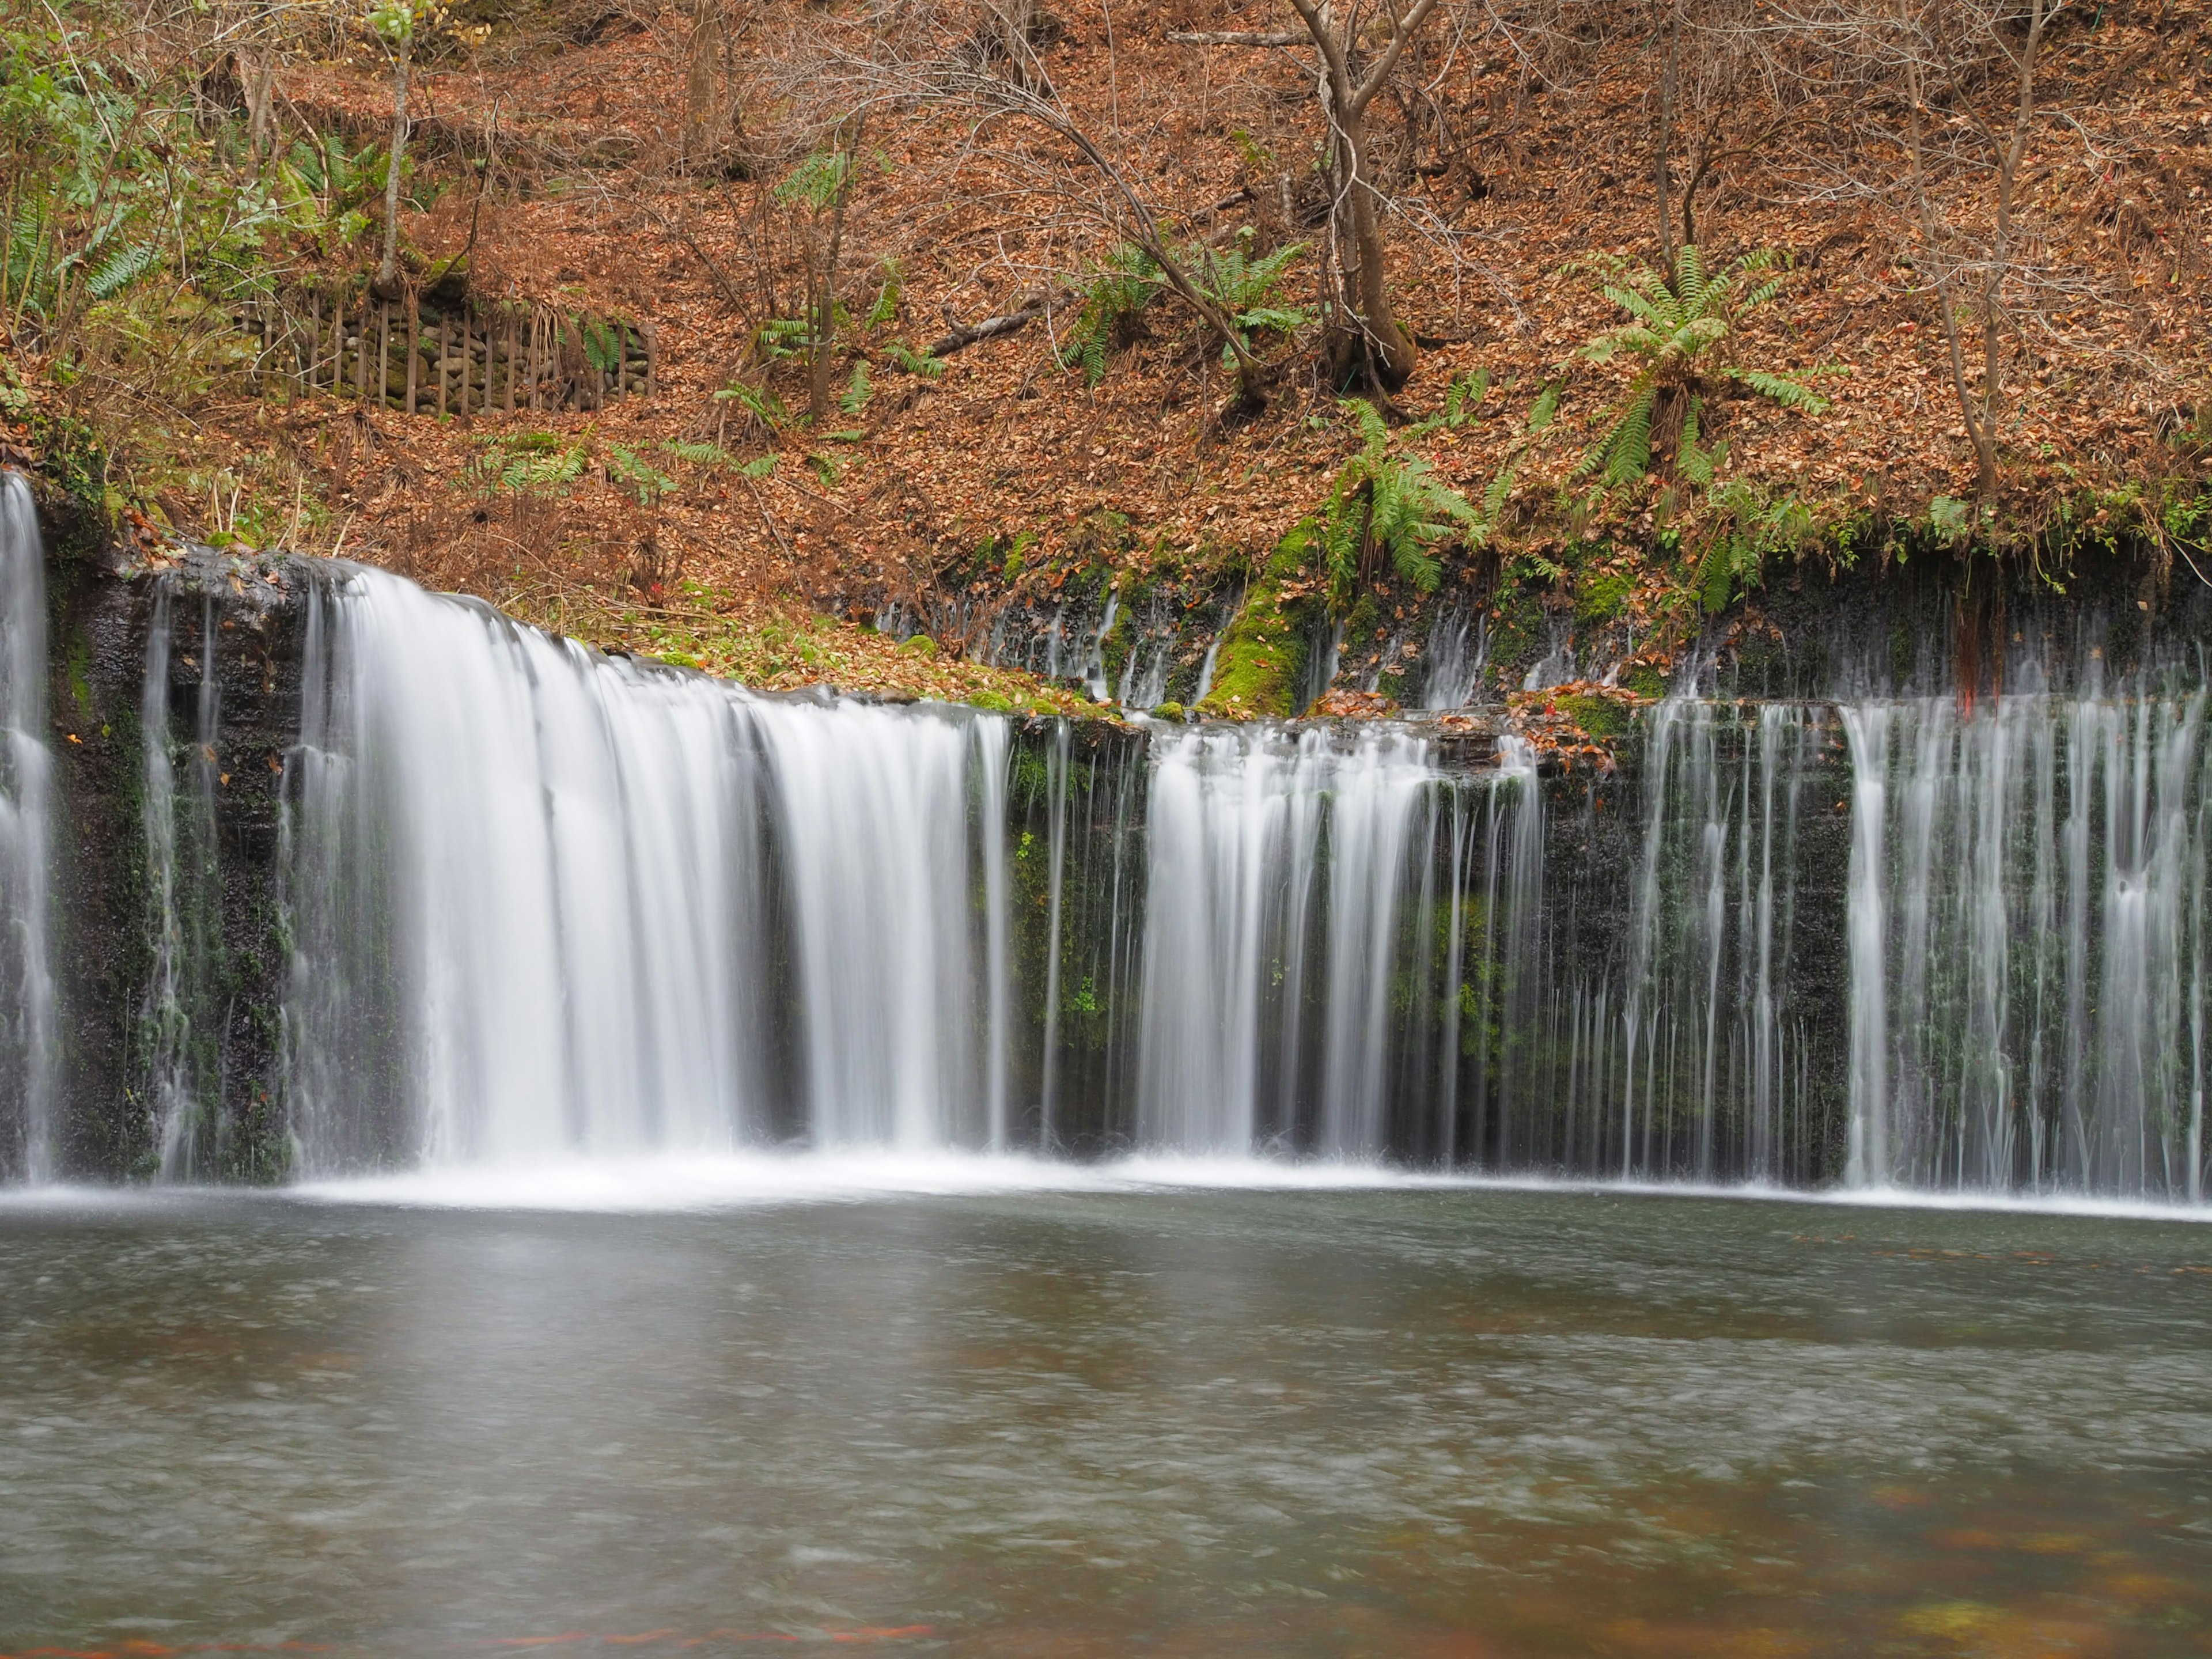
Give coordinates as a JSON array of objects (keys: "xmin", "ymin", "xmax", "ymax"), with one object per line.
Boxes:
[
  {"xmin": 1693, "ymin": 480, "xmax": 1815, "ymax": 611},
  {"xmin": 840, "ymin": 359, "xmax": 872, "ymax": 415},
  {"xmin": 1059, "ymin": 242, "xmax": 1159, "ymax": 386},
  {"xmin": 581, "ymin": 318, "xmax": 624, "ymax": 376},
  {"xmin": 1319, "ymin": 399, "xmax": 1505, "ymax": 604},
  {"xmin": 1575, "ymin": 245, "xmax": 1831, "ymax": 488},
  {"xmin": 607, "ymin": 444, "xmax": 675, "ymax": 505},
  {"xmin": 755, "ymin": 317, "xmax": 810, "ymax": 365},
  {"xmin": 471, "ymin": 431, "xmax": 589, "ymax": 495},
  {"xmin": 713, "ymin": 379, "xmax": 787, "ymax": 431},
  {"xmin": 661, "ymin": 439, "xmax": 732, "ymax": 467},
  {"xmin": 883, "ymin": 339, "xmax": 944, "ymax": 378},
  {"xmin": 1927, "ymin": 494, "xmax": 1973, "ymax": 547},
  {"xmin": 773, "ymin": 147, "xmax": 855, "ymax": 211},
  {"xmin": 1189, "ymin": 230, "xmax": 1309, "ymax": 366},
  {"xmin": 1058, "ymin": 231, "xmax": 1307, "ymax": 382},
  {"xmin": 865, "ymin": 259, "xmax": 903, "ymax": 329}
]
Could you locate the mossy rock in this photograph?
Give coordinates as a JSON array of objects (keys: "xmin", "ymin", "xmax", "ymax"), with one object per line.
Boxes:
[
  {"xmin": 898, "ymin": 633, "xmax": 940, "ymax": 657},
  {"xmin": 969, "ymin": 690, "xmax": 1015, "ymax": 713},
  {"xmin": 1151, "ymin": 700, "xmax": 1186, "ymax": 722},
  {"xmin": 1195, "ymin": 521, "xmax": 1318, "ymax": 720},
  {"xmin": 1558, "ymin": 692, "xmax": 1631, "ymax": 740},
  {"xmin": 1624, "ymin": 663, "xmax": 1668, "ymax": 701}
]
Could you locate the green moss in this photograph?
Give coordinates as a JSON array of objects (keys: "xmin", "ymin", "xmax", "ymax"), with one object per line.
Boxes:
[
  {"xmin": 898, "ymin": 632, "xmax": 939, "ymax": 657},
  {"xmin": 969, "ymin": 690, "xmax": 1014, "ymax": 713},
  {"xmin": 1574, "ymin": 569, "xmax": 1633, "ymax": 624},
  {"xmin": 1558, "ymin": 692, "xmax": 1630, "ymax": 739},
  {"xmin": 1483, "ymin": 579, "xmax": 1548, "ymax": 691},
  {"xmin": 1195, "ymin": 522, "xmax": 1317, "ymax": 719},
  {"xmin": 1151, "ymin": 700, "xmax": 1186, "ymax": 721},
  {"xmin": 1624, "ymin": 664, "xmax": 1668, "ymax": 700}
]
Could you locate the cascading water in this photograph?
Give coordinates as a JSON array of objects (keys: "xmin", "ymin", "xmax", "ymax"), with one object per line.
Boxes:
[
  {"xmin": 1840, "ymin": 688, "xmax": 2210, "ymax": 1200},
  {"xmin": 0, "ymin": 474, "xmax": 52, "ymax": 1180},
  {"xmin": 1135, "ymin": 724, "xmax": 1432, "ymax": 1156},
  {"xmin": 284, "ymin": 566, "xmax": 1018, "ymax": 1170},
  {"xmin": 0, "ymin": 522, "xmax": 2203, "ymax": 1205}
]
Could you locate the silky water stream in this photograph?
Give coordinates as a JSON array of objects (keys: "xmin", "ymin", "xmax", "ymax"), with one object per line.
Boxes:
[{"xmin": 0, "ymin": 543, "xmax": 2209, "ymax": 1654}]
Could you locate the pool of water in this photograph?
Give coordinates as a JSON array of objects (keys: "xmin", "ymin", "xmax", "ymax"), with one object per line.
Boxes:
[{"xmin": 2, "ymin": 1177, "xmax": 2209, "ymax": 1656}]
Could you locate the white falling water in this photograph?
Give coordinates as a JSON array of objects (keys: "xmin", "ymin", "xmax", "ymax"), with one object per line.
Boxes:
[
  {"xmin": 0, "ymin": 474, "xmax": 52, "ymax": 1180},
  {"xmin": 285, "ymin": 566, "xmax": 1014, "ymax": 1171},
  {"xmin": 1135, "ymin": 724, "xmax": 1432, "ymax": 1156},
  {"xmin": 1601, "ymin": 700, "xmax": 1819, "ymax": 1181},
  {"xmin": 1840, "ymin": 690, "xmax": 2210, "ymax": 1200},
  {"xmin": 1421, "ymin": 607, "xmax": 1486, "ymax": 709}
]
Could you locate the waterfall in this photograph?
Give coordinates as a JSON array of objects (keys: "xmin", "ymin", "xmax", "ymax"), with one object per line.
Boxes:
[
  {"xmin": 1604, "ymin": 700, "xmax": 1822, "ymax": 1182},
  {"xmin": 284, "ymin": 566, "xmax": 1017, "ymax": 1170},
  {"xmin": 1840, "ymin": 690, "xmax": 2211, "ymax": 1200},
  {"xmin": 1421, "ymin": 607, "xmax": 1486, "ymax": 709},
  {"xmin": 1135, "ymin": 724, "xmax": 1431, "ymax": 1155},
  {"xmin": 0, "ymin": 474, "xmax": 51, "ymax": 1181}
]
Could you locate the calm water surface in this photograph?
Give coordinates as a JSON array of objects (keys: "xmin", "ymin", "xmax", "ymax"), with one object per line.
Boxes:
[{"xmin": 2, "ymin": 1181, "xmax": 2209, "ymax": 1656}]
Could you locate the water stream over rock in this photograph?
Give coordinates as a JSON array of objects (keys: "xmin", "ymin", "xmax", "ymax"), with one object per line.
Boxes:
[{"xmin": 0, "ymin": 515, "xmax": 2206, "ymax": 1205}]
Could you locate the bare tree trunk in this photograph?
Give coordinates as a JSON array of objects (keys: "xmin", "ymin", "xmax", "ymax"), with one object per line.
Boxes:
[
  {"xmin": 1285, "ymin": 0, "xmax": 1444, "ymax": 393},
  {"xmin": 377, "ymin": 34, "xmax": 412, "ymax": 293},
  {"xmin": 684, "ymin": 0, "xmax": 727, "ymax": 168}
]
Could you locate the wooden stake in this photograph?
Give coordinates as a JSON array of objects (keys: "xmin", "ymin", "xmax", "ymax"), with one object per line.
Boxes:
[
  {"xmin": 377, "ymin": 301, "xmax": 392, "ymax": 407},
  {"xmin": 505, "ymin": 308, "xmax": 518, "ymax": 412},
  {"xmin": 641, "ymin": 320, "xmax": 658, "ymax": 399},
  {"xmin": 437, "ymin": 313, "xmax": 449, "ymax": 416},
  {"xmin": 406, "ymin": 298, "xmax": 419, "ymax": 415}
]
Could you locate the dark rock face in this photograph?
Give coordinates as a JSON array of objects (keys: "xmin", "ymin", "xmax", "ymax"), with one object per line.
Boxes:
[{"xmin": 43, "ymin": 534, "xmax": 306, "ymax": 1180}]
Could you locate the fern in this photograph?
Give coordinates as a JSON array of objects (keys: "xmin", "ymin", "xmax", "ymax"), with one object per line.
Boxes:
[
  {"xmin": 883, "ymin": 340, "xmax": 945, "ymax": 378},
  {"xmin": 608, "ymin": 444, "xmax": 676, "ymax": 505},
  {"xmin": 1577, "ymin": 245, "xmax": 1831, "ymax": 489},
  {"xmin": 1318, "ymin": 398, "xmax": 1495, "ymax": 603},
  {"xmin": 582, "ymin": 319, "xmax": 623, "ymax": 376},
  {"xmin": 737, "ymin": 454, "xmax": 778, "ymax": 479},
  {"xmin": 713, "ymin": 380, "xmax": 787, "ymax": 430},
  {"xmin": 90, "ymin": 234, "xmax": 164, "ymax": 302},
  {"xmin": 1057, "ymin": 242, "xmax": 1159, "ymax": 386},
  {"xmin": 662, "ymin": 439, "xmax": 733, "ymax": 467},
  {"xmin": 865, "ymin": 259, "xmax": 903, "ymax": 329},
  {"xmin": 841, "ymin": 359, "xmax": 872, "ymax": 415}
]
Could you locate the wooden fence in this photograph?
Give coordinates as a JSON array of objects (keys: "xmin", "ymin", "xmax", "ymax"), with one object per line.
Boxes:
[{"xmin": 242, "ymin": 291, "xmax": 657, "ymax": 415}]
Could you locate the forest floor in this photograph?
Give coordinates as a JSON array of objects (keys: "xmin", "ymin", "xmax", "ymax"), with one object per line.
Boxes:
[{"xmin": 14, "ymin": 0, "xmax": 2212, "ymax": 711}]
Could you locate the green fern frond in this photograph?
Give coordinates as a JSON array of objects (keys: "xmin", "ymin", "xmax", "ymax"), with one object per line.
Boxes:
[
  {"xmin": 1728, "ymin": 368, "xmax": 1832, "ymax": 414},
  {"xmin": 662, "ymin": 440, "xmax": 732, "ymax": 467},
  {"xmin": 841, "ymin": 359, "xmax": 872, "ymax": 415}
]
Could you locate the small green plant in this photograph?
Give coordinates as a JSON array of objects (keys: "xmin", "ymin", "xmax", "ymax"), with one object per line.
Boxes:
[
  {"xmin": 713, "ymin": 380, "xmax": 787, "ymax": 431},
  {"xmin": 1189, "ymin": 231, "xmax": 1309, "ymax": 366},
  {"xmin": 1319, "ymin": 400, "xmax": 1505, "ymax": 602},
  {"xmin": 865, "ymin": 259, "xmax": 903, "ymax": 329},
  {"xmin": 755, "ymin": 316, "xmax": 811, "ymax": 365},
  {"xmin": 1692, "ymin": 480, "xmax": 1816, "ymax": 611},
  {"xmin": 840, "ymin": 359, "xmax": 872, "ymax": 415},
  {"xmin": 471, "ymin": 431, "xmax": 589, "ymax": 495},
  {"xmin": 1058, "ymin": 233, "xmax": 1308, "ymax": 384},
  {"xmin": 882, "ymin": 340, "xmax": 945, "ymax": 379},
  {"xmin": 607, "ymin": 444, "xmax": 676, "ymax": 505},
  {"xmin": 1058, "ymin": 242, "xmax": 1160, "ymax": 385},
  {"xmin": 1575, "ymin": 245, "xmax": 1832, "ymax": 489}
]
